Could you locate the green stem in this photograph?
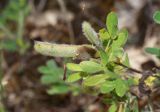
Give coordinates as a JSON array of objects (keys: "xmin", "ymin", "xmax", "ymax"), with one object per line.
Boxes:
[
  {"xmin": 0, "ymin": 51, "xmax": 4, "ymax": 101},
  {"xmin": 17, "ymin": 11, "xmax": 24, "ymax": 39},
  {"xmin": 106, "ymin": 40, "xmax": 112, "ymax": 51},
  {"xmin": 17, "ymin": 11, "xmax": 25, "ymax": 49}
]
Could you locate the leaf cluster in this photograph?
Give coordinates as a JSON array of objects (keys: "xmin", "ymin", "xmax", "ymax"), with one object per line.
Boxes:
[
  {"xmin": 62, "ymin": 12, "xmax": 139, "ymax": 112},
  {"xmin": 67, "ymin": 12, "xmax": 131, "ymax": 100},
  {"xmin": 38, "ymin": 60, "xmax": 79, "ymax": 95}
]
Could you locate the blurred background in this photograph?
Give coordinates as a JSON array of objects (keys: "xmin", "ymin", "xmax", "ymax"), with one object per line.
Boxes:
[{"xmin": 0, "ymin": 0, "xmax": 160, "ymax": 112}]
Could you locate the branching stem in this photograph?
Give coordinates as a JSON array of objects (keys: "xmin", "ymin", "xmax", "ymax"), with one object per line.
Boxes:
[{"xmin": 114, "ymin": 62, "xmax": 142, "ymax": 74}]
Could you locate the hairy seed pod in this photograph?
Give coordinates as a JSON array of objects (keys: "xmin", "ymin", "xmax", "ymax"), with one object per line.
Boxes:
[
  {"xmin": 82, "ymin": 21, "xmax": 102, "ymax": 48},
  {"xmin": 34, "ymin": 41, "xmax": 96, "ymax": 60}
]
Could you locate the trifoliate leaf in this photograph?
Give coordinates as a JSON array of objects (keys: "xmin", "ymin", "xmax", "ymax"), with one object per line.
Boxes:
[
  {"xmin": 38, "ymin": 60, "xmax": 63, "ymax": 75},
  {"xmin": 38, "ymin": 60, "xmax": 63, "ymax": 84}
]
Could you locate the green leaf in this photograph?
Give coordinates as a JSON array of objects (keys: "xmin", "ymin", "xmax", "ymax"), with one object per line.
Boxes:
[
  {"xmin": 105, "ymin": 70, "xmax": 119, "ymax": 78},
  {"xmin": 80, "ymin": 61, "xmax": 103, "ymax": 73},
  {"xmin": 38, "ymin": 60, "xmax": 63, "ymax": 84},
  {"xmin": 112, "ymin": 29, "xmax": 128, "ymax": 49},
  {"xmin": 47, "ymin": 60, "xmax": 58, "ymax": 68},
  {"xmin": 47, "ymin": 84, "xmax": 69, "ymax": 95},
  {"xmin": 153, "ymin": 11, "xmax": 160, "ymax": 24},
  {"xmin": 145, "ymin": 47, "xmax": 160, "ymax": 57},
  {"xmin": 109, "ymin": 103, "xmax": 117, "ymax": 112},
  {"xmin": 40, "ymin": 74, "xmax": 60, "ymax": 84},
  {"xmin": 66, "ymin": 73, "xmax": 82, "ymax": 83},
  {"xmin": 66, "ymin": 63, "xmax": 82, "ymax": 71},
  {"xmin": 38, "ymin": 60, "xmax": 63, "ymax": 75},
  {"xmin": 115, "ymin": 79, "xmax": 128, "ymax": 97},
  {"xmin": 106, "ymin": 12, "xmax": 118, "ymax": 37},
  {"xmin": 83, "ymin": 74, "xmax": 109, "ymax": 86},
  {"xmin": 100, "ymin": 81, "xmax": 115, "ymax": 93},
  {"xmin": 99, "ymin": 28, "xmax": 110, "ymax": 41},
  {"xmin": 82, "ymin": 21, "xmax": 102, "ymax": 47},
  {"xmin": 38, "ymin": 66, "xmax": 52, "ymax": 74}
]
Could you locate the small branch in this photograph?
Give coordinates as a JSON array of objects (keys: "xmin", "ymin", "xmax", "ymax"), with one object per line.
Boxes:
[
  {"xmin": 114, "ymin": 62, "xmax": 142, "ymax": 74},
  {"xmin": 63, "ymin": 64, "xmax": 67, "ymax": 81},
  {"xmin": 17, "ymin": 11, "xmax": 25, "ymax": 39},
  {"xmin": 115, "ymin": 63, "xmax": 159, "ymax": 98}
]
